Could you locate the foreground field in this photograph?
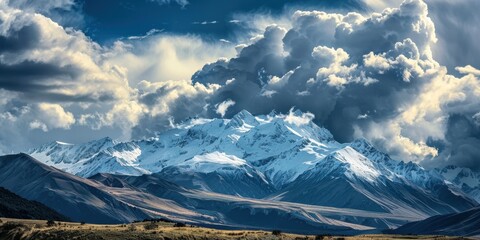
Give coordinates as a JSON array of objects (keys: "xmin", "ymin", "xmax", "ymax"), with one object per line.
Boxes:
[{"xmin": 0, "ymin": 218, "xmax": 471, "ymax": 240}]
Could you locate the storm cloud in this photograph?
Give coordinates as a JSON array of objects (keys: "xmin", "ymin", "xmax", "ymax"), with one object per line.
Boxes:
[
  {"xmin": 0, "ymin": 0, "xmax": 479, "ymax": 171},
  {"xmin": 130, "ymin": 0, "xmax": 479, "ymax": 169},
  {"xmin": 174, "ymin": 0, "xmax": 440, "ymax": 161}
]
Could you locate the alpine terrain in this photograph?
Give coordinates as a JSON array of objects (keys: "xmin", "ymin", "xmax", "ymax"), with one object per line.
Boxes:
[{"xmin": 0, "ymin": 109, "xmax": 476, "ymax": 234}]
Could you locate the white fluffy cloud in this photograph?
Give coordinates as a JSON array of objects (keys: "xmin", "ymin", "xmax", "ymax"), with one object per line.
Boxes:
[
  {"xmin": 0, "ymin": 2, "xmax": 133, "ymax": 102},
  {"xmin": 0, "ymin": 95, "xmax": 75, "ymax": 152},
  {"xmin": 187, "ymin": 0, "xmax": 480, "ymax": 169},
  {"xmin": 285, "ymin": 109, "xmax": 315, "ymax": 126},
  {"xmin": 0, "ymin": 1, "xmax": 231, "ymax": 151},
  {"xmin": 456, "ymin": 65, "xmax": 480, "ymax": 76},
  {"xmin": 107, "ymin": 35, "xmax": 236, "ymax": 85},
  {"xmin": 215, "ymin": 99, "xmax": 236, "ymax": 117},
  {"xmin": 33, "ymin": 103, "xmax": 75, "ymax": 131}
]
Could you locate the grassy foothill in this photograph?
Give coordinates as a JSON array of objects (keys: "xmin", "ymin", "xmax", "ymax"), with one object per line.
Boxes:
[{"xmin": 0, "ymin": 218, "xmax": 471, "ymax": 240}]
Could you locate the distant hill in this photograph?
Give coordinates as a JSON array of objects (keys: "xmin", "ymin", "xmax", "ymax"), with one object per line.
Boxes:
[
  {"xmin": 392, "ymin": 207, "xmax": 480, "ymax": 237},
  {"xmin": 0, "ymin": 153, "xmax": 152, "ymax": 224},
  {"xmin": 0, "ymin": 187, "xmax": 68, "ymax": 221}
]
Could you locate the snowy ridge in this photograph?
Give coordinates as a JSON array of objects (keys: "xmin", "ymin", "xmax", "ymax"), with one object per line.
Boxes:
[
  {"xmin": 27, "ymin": 109, "xmax": 340, "ymax": 186},
  {"xmin": 436, "ymin": 165, "xmax": 480, "ymax": 203},
  {"xmin": 26, "ymin": 109, "xmax": 480, "ymax": 206},
  {"xmin": 325, "ymin": 146, "xmax": 381, "ymax": 182},
  {"xmin": 174, "ymin": 151, "xmax": 269, "ymax": 184}
]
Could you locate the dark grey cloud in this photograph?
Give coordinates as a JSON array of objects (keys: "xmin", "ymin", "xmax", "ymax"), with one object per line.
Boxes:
[
  {"xmin": 128, "ymin": 0, "xmax": 479, "ymax": 171},
  {"xmin": 0, "ymin": 1, "xmax": 137, "ymax": 154},
  {"xmin": 0, "ymin": 2, "xmax": 133, "ymax": 103},
  {"xmin": 0, "ymin": 24, "xmax": 41, "ymax": 53},
  {"xmin": 131, "ymin": 80, "xmax": 217, "ymax": 138},
  {"xmin": 426, "ymin": 0, "xmax": 480, "ymax": 72},
  {"xmin": 185, "ymin": 0, "xmax": 436, "ymax": 144},
  {"xmin": 0, "ymin": 58, "xmax": 121, "ymax": 102},
  {"xmin": 0, "ymin": 61, "xmax": 77, "ymax": 92},
  {"xmin": 1, "ymin": 0, "xmax": 479, "ymax": 174},
  {"xmin": 425, "ymin": 114, "xmax": 480, "ymax": 171}
]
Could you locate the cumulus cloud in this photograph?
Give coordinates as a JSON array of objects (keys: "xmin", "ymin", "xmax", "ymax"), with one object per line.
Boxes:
[
  {"xmin": 456, "ymin": 65, "xmax": 480, "ymax": 76},
  {"xmin": 182, "ymin": 0, "xmax": 480, "ymax": 170},
  {"xmin": 107, "ymin": 34, "xmax": 235, "ymax": 86},
  {"xmin": 0, "ymin": 0, "xmax": 234, "ymax": 151},
  {"xmin": 33, "ymin": 103, "xmax": 75, "ymax": 130},
  {"xmin": 285, "ymin": 108, "xmax": 315, "ymax": 126},
  {"xmin": 215, "ymin": 99, "xmax": 236, "ymax": 117},
  {"xmin": 0, "ymin": 91, "xmax": 75, "ymax": 152},
  {"xmin": 0, "ymin": 0, "xmax": 152, "ymax": 151},
  {"xmin": 130, "ymin": 79, "xmax": 220, "ymax": 138},
  {"xmin": 1, "ymin": 0, "xmax": 480, "ymax": 172},
  {"xmin": 363, "ymin": 0, "xmax": 480, "ymax": 73},
  {"xmin": 0, "ymin": 3, "xmax": 132, "ymax": 102}
]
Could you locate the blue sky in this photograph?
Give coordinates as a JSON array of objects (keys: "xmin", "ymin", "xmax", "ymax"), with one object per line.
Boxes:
[
  {"xmin": 81, "ymin": 0, "xmax": 365, "ymax": 42},
  {"xmin": 1, "ymin": 0, "xmax": 480, "ymax": 171}
]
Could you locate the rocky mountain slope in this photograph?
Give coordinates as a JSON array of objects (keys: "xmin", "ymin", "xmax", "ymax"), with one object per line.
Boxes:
[
  {"xmin": 0, "ymin": 154, "xmax": 164, "ymax": 223},
  {"xmin": 0, "ymin": 153, "xmax": 422, "ymax": 233},
  {"xmin": 275, "ymin": 146, "xmax": 474, "ymax": 216},
  {"xmin": 0, "ymin": 187, "xmax": 68, "ymax": 221},
  {"xmin": 393, "ymin": 207, "xmax": 480, "ymax": 237}
]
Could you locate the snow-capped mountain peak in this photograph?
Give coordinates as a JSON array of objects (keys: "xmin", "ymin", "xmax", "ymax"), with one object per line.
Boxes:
[
  {"xmin": 24, "ymin": 109, "xmax": 480, "ymax": 204},
  {"xmin": 315, "ymin": 146, "xmax": 381, "ymax": 182},
  {"xmin": 226, "ymin": 109, "xmax": 259, "ymax": 129}
]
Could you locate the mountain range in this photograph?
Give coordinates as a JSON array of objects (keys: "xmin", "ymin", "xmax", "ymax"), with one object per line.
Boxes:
[{"xmin": 1, "ymin": 109, "xmax": 479, "ymax": 235}]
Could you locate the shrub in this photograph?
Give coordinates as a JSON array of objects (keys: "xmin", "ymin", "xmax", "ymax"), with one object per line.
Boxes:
[
  {"xmin": 144, "ymin": 221, "xmax": 158, "ymax": 230},
  {"xmin": 272, "ymin": 230, "xmax": 282, "ymax": 235},
  {"xmin": 173, "ymin": 222, "xmax": 186, "ymax": 227},
  {"xmin": 46, "ymin": 220, "xmax": 56, "ymax": 227},
  {"xmin": 315, "ymin": 235, "xmax": 332, "ymax": 240},
  {"xmin": 127, "ymin": 224, "xmax": 136, "ymax": 232},
  {"xmin": 1, "ymin": 222, "xmax": 27, "ymax": 231}
]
